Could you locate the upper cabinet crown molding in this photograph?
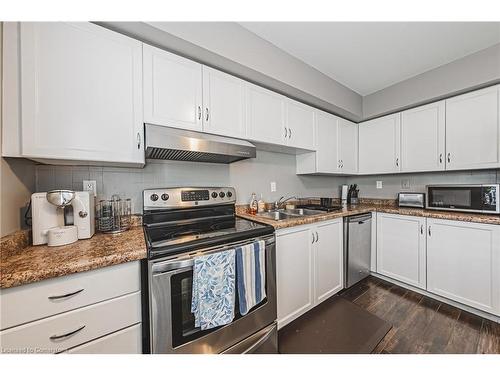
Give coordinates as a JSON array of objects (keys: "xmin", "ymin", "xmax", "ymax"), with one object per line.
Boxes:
[{"xmin": 358, "ymin": 113, "xmax": 401, "ymax": 175}]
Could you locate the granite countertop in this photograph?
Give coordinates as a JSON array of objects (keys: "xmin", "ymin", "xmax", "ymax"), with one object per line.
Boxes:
[
  {"xmin": 0, "ymin": 226, "xmax": 147, "ymax": 289},
  {"xmin": 237, "ymin": 203, "xmax": 500, "ymax": 230}
]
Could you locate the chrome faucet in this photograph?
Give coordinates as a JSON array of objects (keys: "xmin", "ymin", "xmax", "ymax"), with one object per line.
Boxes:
[{"xmin": 274, "ymin": 196, "xmax": 297, "ymax": 210}]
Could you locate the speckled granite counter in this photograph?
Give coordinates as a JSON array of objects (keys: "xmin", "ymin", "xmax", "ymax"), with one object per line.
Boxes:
[
  {"xmin": 237, "ymin": 203, "xmax": 500, "ymax": 230},
  {"xmin": 0, "ymin": 226, "xmax": 147, "ymax": 289}
]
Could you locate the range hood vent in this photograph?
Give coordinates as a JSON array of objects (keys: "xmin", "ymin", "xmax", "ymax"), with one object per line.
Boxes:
[{"xmin": 145, "ymin": 124, "xmax": 256, "ymax": 164}]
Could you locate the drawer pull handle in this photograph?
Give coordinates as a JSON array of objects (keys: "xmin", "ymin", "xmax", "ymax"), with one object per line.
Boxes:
[
  {"xmin": 48, "ymin": 288, "xmax": 84, "ymax": 300},
  {"xmin": 49, "ymin": 325, "xmax": 86, "ymax": 341}
]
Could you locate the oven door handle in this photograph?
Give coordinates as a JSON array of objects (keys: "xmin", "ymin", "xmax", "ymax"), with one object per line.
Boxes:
[{"xmin": 152, "ymin": 259, "xmax": 194, "ymax": 274}]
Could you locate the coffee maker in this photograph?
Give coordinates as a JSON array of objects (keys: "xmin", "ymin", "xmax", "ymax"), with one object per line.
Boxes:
[{"xmin": 31, "ymin": 190, "xmax": 95, "ymax": 246}]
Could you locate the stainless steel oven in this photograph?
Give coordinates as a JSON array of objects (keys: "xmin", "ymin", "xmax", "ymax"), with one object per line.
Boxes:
[
  {"xmin": 148, "ymin": 233, "xmax": 277, "ymax": 354},
  {"xmin": 426, "ymin": 184, "xmax": 499, "ymax": 214}
]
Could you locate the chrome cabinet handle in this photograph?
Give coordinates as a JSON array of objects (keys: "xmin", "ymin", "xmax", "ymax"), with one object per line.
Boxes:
[
  {"xmin": 284, "ymin": 127, "xmax": 288, "ymax": 139},
  {"xmin": 205, "ymin": 107, "xmax": 210, "ymax": 122},
  {"xmin": 428, "ymin": 226, "xmax": 431, "ymax": 236},
  {"xmin": 439, "ymin": 153, "xmax": 443, "ymax": 164},
  {"xmin": 341, "ymin": 160, "xmax": 344, "ymax": 168},
  {"xmin": 48, "ymin": 288, "xmax": 84, "ymax": 300},
  {"xmin": 136, "ymin": 132, "xmax": 141, "ymax": 149},
  {"xmin": 447, "ymin": 153, "xmax": 451, "ymax": 163},
  {"xmin": 198, "ymin": 106, "xmax": 202, "ymax": 120},
  {"xmin": 49, "ymin": 325, "xmax": 86, "ymax": 341},
  {"xmin": 396, "ymin": 158, "xmax": 399, "ymax": 167},
  {"xmin": 315, "ymin": 232, "xmax": 319, "ymax": 243},
  {"xmin": 311, "ymin": 232, "xmax": 315, "ymax": 244},
  {"xmin": 289, "ymin": 128, "xmax": 292, "ymax": 139},
  {"xmin": 420, "ymin": 225, "xmax": 423, "ymax": 235}
]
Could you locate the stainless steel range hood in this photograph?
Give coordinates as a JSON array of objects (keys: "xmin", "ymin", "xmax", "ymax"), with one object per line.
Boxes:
[{"xmin": 145, "ymin": 124, "xmax": 256, "ymax": 164}]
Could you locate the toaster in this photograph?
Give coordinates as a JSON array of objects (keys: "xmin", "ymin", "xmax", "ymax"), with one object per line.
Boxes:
[{"xmin": 398, "ymin": 192, "xmax": 425, "ymax": 208}]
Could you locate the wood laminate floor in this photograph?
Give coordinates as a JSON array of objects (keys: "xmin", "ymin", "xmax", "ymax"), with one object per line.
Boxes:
[{"xmin": 339, "ymin": 276, "xmax": 500, "ymax": 354}]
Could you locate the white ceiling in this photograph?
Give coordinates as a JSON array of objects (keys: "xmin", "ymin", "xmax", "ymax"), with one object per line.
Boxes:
[{"xmin": 239, "ymin": 22, "xmax": 500, "ymax": 96}]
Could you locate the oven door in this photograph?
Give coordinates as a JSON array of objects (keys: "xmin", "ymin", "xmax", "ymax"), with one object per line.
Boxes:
[{"xmin": 149, "ymin": 235, "xmax": 276, "ymax": 354}]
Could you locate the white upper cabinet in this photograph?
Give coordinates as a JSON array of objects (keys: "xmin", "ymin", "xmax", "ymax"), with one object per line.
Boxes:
[
  {"xmin": 296, "ymin": 111, "xmax": 358, "ymax": 175},
  {"xmin": 143, "ymin": 44, "xmax": 203, "ymax": 132},
  {"xmin": 18, "ymin": 22, "xmax": 144, "ymax": 165},
  {"xmin": 245, "ymin": 83, "xmax": 286, "ymax": 145},
  {"xmin": 358, "ymin": 113, "xmax": 401, "ymax": 174},
  {"xmin": 445, "ymin": 85, "xmax": 500, "ymax": 170},
  {"xmin": 285, "ymin": 99, "xmax": 315, "ymax": 150},
  {"xmin": 376, "ymin": 213, "xmax": 427, "ymax": 289},
  {"xmin": 202, "ymin": 66, "xmax": 246, "ymax": 139},
  {"xmin": 401, "ymin": 101, "xmax": 446, "ymax": 172},
  {"xmin": 427, "ymin": 218, "xmax": 500, "ymax": 315},
  {"xmin": 338, "ymin": 118, "xmax": 359, "ymax": 174}
]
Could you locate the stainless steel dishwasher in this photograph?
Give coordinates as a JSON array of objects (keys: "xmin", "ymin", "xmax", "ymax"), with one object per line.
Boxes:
[{"xmin": 343, "ymin": 213, "xmax": 372, "ymax": 288}]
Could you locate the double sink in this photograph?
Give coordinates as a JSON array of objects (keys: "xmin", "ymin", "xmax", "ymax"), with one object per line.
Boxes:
[{"xmin": 256, "ymin": 208, "xmax": 325, "ymax": 221}]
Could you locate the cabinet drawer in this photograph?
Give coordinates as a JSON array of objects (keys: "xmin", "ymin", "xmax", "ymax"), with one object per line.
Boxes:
[
  {"xmin": 67, "ymin": 324, "xmax": 142, "ymax": 354},
  {"xmin": 0, "ymin": 292, "xmax": 141, "ymax": 354},
  {"xmin": 0, "ymin": 261, "xmax": 140, "ymax": 330}
]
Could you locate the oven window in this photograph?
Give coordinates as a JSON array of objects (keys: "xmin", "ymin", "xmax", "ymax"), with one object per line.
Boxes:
[{"xmin": 170, "ymin": 263, "xmax": 268, "ymax": 348}]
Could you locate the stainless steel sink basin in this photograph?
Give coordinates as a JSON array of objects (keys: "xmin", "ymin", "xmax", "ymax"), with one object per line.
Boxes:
[{"xmin": 256, "ymin": 208, "xmax": 324, "ymax": 221}]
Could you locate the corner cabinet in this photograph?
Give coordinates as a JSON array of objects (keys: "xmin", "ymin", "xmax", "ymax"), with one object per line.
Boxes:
[
  {"xmin": 427, "ymin": 219, "xmax": 500, "ymax": 316},
  {"xmin": 276, "ymin": 219, "xmax": 343, "ymax": 329},
  {"xmin": 296, "ymin": 111, "xmax": 357, "ymax": 175},
  {"xmin": 5, "ymin": 22, "xmax": 145, "ymax": 166},
  {"xmin": 376, "ymin": 213, "xmax": 427, "ymax": 289},
  {"xmin": 445, "ymin": 85, "xmax": 500, "ymax": 170},
  {"xmin": 400, "ymin": 101, "xmax": 446, "ymax": 173},
  {"xmin": 358, "ymin": 113, "xmax": 401, "ymax": 174}
]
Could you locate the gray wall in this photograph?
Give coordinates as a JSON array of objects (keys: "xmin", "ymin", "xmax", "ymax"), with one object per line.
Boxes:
[
  {"xmin": 97, "ymin": 22, "xmax": 363, "ymax": 122},
  {"xmin": 348, "ymin": 170, "xmax": 500, "ymax": 199},
  {"xmin": 35, "ymin": 151, "xmax": 347, "ymax": 214},
  {"xmin": 363, "ymin": 43, "xmax": 500, "ymax": 119}
]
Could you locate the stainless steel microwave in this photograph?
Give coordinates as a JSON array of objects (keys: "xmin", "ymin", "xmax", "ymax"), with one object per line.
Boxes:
[{"xmin": 426, "ymin": 184, "xmax": 499, "ymax": 214}]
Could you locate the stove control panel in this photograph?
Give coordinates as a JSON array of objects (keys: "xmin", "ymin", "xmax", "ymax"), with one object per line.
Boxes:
[{"xmin": 144, "ymin": 187, "xmax": 236, "ymax": 210}]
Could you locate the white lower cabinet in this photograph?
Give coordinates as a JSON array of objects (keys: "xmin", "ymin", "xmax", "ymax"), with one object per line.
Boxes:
[
  {"xmin": 426, "ymin": 218, "xmax": 500, "ymax": 316},
  {"xmin": 0, "ymin": 261, "xmax": 142, "ymax": 354},
  {"xmin": 67, "ymin": 324, "xmax": 142, "ymax": 354},
  {"xmin": 376, "ymin": 213, "xmax": 427, "ymax": 289},
  {"xmin": 276, "ymin": 219, "xmax": 343, "ymax": 328}
]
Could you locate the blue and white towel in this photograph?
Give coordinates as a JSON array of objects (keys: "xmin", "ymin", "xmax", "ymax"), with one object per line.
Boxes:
[
  {"xmin": 191, "ymin": 249, "xmax": 236, "ymax": 330},
  {"xmin": 236, "ymin": 240, "xmax": 266, "ymax": 315}
]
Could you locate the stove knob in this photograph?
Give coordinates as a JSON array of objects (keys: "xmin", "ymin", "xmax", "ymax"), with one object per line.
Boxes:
[
  {"xmin": 227, "ymin": 191, "xmax": 233, "ymax": 198},
  {"xmin": 150, "ymin": 193, "xmax": 159, "ymax": 202},
  {"xmin": 219, "ymin": 192, "xmax": 225, "ymax": 198},
  {"xmin": 211, "ymin": 192, "xmax": 218, "ymax": 199},
  {"xmin": 161, "ymin": 193, "xmax": 169, "ymax": 201}
]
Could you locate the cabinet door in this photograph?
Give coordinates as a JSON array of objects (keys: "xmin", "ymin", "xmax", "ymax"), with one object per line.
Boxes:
[
  {"xmin": 358, "ymin": 113, "xmax": 400, "ymax": 174},
  {"xmin": 314, "ymin": 219, "xmax": 344, "ymax": 304},
  {"xmin": 20, "ymin": 22, "xmax": 144, "ymax": 164},
  {"xmin": 276, "ymin": 227, "xmax": 314, "ymax": 328},
  {"xmin": 245, "ymin": 83, "xmax": 286, "ymax": 145},
  {"xmin": 376, "ymin": 213, "xmax": 426, "ymax": 289},
  {"xmin": 338, "ymin": 118, "xmax": 359, "ymax": 174},
  {"xmin": 202, "ymin": 66, "xmax": 246, "ymax": 139},
  {"xmin": 427, "ymin": 219, "xmax": 500, "ymax": 315},
  {"xmin": 401, "ymin": 101, "xmax": 446, "ymax": 172},
  {"xmin": 286, "ymin": 99, "xmax": 315, "ymax": 150},
  {"xmin": 445, "ymin": 85, "xmax": 500, "ymax": 170},
  {"xmin": 143, "ymin": 44, "xmax": 203, "ymax": 132},
  {"xmin": 315, "ymin": 111, "xmax": 339, "ymax": 173}
]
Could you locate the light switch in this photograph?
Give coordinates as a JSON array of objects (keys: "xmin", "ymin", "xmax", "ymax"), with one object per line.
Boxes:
[
  {"xmin": 376, "ymin": 181, "xmax": 383, "ymax": 189},
  {"xmin": 401, "ymin": 179, "xmax": 411, "ymax": 189},
  {"xmin": 270, "ymin": 182, "xmax": 277, "ymax": 192},
  {"xmin": 83, "ymin": 180, "xmax": 97, "ymax": 196}
]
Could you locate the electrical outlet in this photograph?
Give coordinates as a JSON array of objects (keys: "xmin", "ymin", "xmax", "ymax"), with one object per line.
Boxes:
[
  {"xmin": 401, "ymin": 179, "xmax": 411, "ymax": 189},
  {"xmin": 83, "ymin": 180, "xmax": 97, "ymax": 197},
  {"xmin": 376, "ymin": 181, "xmax": 383, "ymax": 189},
  {"xmin": 270, "ymin": 182, "xmax": 277, "ymax": 192}
]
